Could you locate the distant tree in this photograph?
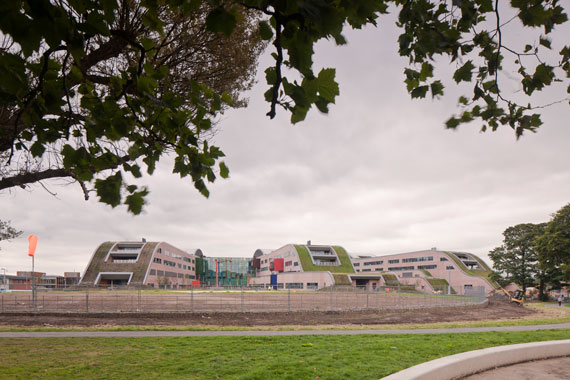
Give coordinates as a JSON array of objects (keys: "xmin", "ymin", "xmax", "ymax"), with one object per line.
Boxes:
[
  {"xmin": 489, "ymin": 223, "xmax": 545, "ymax": 294},
  {"xmin": 0, "ymin": 220, "xmax": 22, "ymax": 249},
  {"xmin": 536, "ymin": 202, "xmax": 570, "ymax": 283},
  {"xmin": 1, "ymin": 1, "xmax": 568, "ymax": 213}
]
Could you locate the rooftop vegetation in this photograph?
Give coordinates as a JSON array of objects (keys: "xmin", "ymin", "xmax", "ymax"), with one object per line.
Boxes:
[
  {"xmin": 294, "ymin": 245, "xmax": 355, "ymax": 274},
  {"xmin": 443, "ymin": 252, "xmax": 499, "ymax": 289}
]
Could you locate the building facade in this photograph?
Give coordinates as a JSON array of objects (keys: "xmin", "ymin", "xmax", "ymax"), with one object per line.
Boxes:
[{"xmin": 81, "ymin": 241, "xmax": 200, "ymax": 289}]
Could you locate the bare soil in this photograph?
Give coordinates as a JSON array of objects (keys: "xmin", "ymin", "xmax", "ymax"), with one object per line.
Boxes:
[{"xmin": 0, "ymin": 299, "xmax": 536, "ymax": 328}]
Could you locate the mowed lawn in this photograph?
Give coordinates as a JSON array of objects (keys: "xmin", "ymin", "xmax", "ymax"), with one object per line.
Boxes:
[{"xmin": 2, "ymin": 330, "xmax": 570, "ymax": 379}]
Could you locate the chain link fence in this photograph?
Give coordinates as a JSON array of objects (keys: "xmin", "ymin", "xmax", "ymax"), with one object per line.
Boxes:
[{"xmin": 0, "ymin": 285, "xmax": 486, "ymax": 313}]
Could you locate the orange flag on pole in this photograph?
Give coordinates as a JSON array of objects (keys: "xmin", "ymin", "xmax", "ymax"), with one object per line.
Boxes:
[{"xmin": 28, "ymin": 234, "xmax": 38, "ymax": 257}]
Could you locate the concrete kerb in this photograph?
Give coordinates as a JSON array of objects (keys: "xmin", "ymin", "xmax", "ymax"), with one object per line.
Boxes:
[{"xmin": 380, "ymin": 339, "xmax": 570, "ymax": 380}]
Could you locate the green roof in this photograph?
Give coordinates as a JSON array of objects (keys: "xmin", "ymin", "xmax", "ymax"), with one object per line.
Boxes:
[
  {"xmin": 443, "ymin": 251, "xmax": 499, "ymax": 289},
  {"xmin": 294, "ymin": 245, "xmax": 355, "ymax": 274}
]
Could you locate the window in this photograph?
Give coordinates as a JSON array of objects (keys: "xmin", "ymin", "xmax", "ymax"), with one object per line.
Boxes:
[
  {"xmin": 178, "ymin": 264, "xmax": 181, "ymax": 268},
  {"xmin": 418, "ymin": 265, "xmax": 437, "ymax": 270},
  {"xmin": 153, "ymin": 258, "xmax": 162, "ymax": 264},
  {"xmin": 403, "ymin": 256, "xmax": 433, "ymax": 263},
  {"xmin": 354, "ymin": 263, "xmax": 360, "ymax": 266},
  {"xmin": 183, "ymin": 265, "xmax": 187, "ymax": 270},
  {"xmin": 388, "ymin": 266, "xmax": 414, "ymax": 271},
  {"xmin": 446, "ymin": 266, "xmax": 454, "ymax": 270},
  {"xmin": 306, "ymin": 282, "xmax": 318, "ymax": 289},
  {"xmin": 364, "ymin": 260, "xmax": 383, "ymax": 266},
  {"xmin": 294, "ymin": 262, "xmax": 299, "ymax": 266},
  {"xmin": 402, "ymin": 272, "xmax": 413, "ymax": 278},
  {"xmin": 388, "ymin": 259, "xmax": 399, "ymax": 264},
  {"xmin": 150, "ymin": 269, "xmax": 156, "ymax": 275},
  {"xmin": 285, "ymin": 261, "xmax": 292, "ymax": 266},
  {"xmin": 286, "ymin": 282, "xmax": 303, "ymax": 289},
  {"xmin": 362, "ymin": 269, "xmax": 372, "ymax": 272},
  {"xmin": 440, "ymin": 257, "xmax": 448, "ymax": 261}
]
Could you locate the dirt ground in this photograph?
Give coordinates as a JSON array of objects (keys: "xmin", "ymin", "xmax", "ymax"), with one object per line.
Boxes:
[{"xmin": 0, "ymin": 299, "xmax": 538, "ymax": 328}]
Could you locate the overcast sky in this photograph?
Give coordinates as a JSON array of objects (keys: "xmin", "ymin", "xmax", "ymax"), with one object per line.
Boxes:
[{"xmin": 1, "ymin": 14, "xmax": 569, "ymax": 276}]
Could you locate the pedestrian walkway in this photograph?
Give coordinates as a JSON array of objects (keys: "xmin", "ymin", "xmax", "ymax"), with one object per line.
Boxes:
[{"xmin": 2, "ymin": 323, "xmax": 570, "ymax": 338}]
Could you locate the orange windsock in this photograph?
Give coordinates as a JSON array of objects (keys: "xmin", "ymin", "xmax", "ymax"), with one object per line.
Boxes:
[{"xmin": 28, "ymin": 234, "xmax": 38, "ymax": 257}]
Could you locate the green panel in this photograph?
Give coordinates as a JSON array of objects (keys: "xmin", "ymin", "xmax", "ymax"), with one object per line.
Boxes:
[{"xmin": 294, "ymin": 245, "xmax": 355, "ymax": 274}]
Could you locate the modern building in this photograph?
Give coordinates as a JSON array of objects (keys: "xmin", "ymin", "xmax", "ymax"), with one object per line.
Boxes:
[
  {"xmin": 81, "ymin": 241, "xmax": 201, "ymax": 289},
  {"xmin": 249, "ymin": 243, "xmax": 356, "ymax": 290},
  {"xmin": 198, "ymin": 257, "xmax": 254, "ymax": 287},
  {"xmin": 351, "ymin": 249, "xmax": 497, "ymax": 294},
  {"xmin": 249, "ymin": 244, "xmax": 497, "ymax": 294},
  {"xmin": 80, "ymin": 240, "xmax": 497, "ymax": 294},
  {"xmin": 0, "ymin": 271, "xmax": 80, "ymax": 290}
]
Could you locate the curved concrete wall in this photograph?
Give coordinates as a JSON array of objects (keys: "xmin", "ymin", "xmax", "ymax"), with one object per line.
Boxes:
[{"xmin": 380, "ymin": 339, "xmax": 570, "ymax": 380}]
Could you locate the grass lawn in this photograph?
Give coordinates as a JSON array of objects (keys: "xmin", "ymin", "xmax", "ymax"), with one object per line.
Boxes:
[{"xmin": 2, "ymin": 330, "xmax": 570, "ymax": 379}]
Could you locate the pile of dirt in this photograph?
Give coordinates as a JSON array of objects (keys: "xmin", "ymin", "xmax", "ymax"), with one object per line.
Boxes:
[{"xmin": 0, "ymin": 298, "xmax": 536, "ymax": 328}]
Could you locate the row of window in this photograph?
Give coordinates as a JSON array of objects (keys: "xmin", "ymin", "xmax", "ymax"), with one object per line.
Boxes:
[
  {"xmin": 363, "ymin": 260, "xmax": 383, "ymax": 266},
  {"xmin": 388, "ymin": 266, "xmax": 415, "ymax": 271},
  {"xmin": 157, "ymin": 248, "xmax": 195, "ymax": 263},
  {"xmin": 153, "ymin": 257, "xmax": 195, "ymax": 271},
  {"xmin": 417, "ymin": 265, "xmax": 437, "ymax": 270},
  {"xmin": 402, "ymin": 256, "xmax": 433, "ymax": 263},
  {"xmin": 149, "ymin": 269, "xmax": 195, "ymax": 279}
]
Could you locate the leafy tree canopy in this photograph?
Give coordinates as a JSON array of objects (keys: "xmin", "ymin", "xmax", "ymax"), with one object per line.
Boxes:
[
  {"xmin": 489, "ymin": 222, "xmax": 545, "ymax": 293},
  {"xmin": 535, "ymin": 202, "xmax": 570, "ymax": 280},
  {"xmin": 1, "ymin": 0, "xmax": 568, "ymax": 213},
  {"xmin": 0, "ymin": 220, "xmax": 22, "ymax": 249}
]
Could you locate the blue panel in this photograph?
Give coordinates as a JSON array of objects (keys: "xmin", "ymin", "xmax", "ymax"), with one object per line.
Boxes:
[{"xmin": 270, "ymin": 274, "xmax": 278, "ymax": 290}]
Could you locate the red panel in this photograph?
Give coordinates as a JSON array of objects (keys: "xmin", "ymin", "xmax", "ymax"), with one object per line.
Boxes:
[
  {"xmin": 192, "ymin": 280, "xmax": 201, "ymax": 286},
  {"xmin": 274, "ymin": 258, "xmax": 284, "ymax": 272},
  {"xmin": 253, "ymin": 258, "xmax": 261, "ymax": 269}
]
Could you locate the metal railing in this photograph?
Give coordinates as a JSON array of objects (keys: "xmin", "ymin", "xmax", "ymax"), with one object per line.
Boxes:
[{"xmin": 0, "ymin": 285, "xmax": 486, "ymax": 313}]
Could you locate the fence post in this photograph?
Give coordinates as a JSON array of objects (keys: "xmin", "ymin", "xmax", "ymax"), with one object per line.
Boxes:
[
  {"xmin": 330, "ymin": 286, "xmax": 333, "ymax": 311},
  {"xmin": 86, "ymin": 289, "xmax": 89, "ymax": 313},
  {"xmin": 397, "ymin": 283, "xmax": 400, "ymax": 307},
  {"xmin": 288, "ymin": 289, "xmax": 291, "ymax": 312},
  {"xmin": 241, "ymin": 287, "xmax": 244, "ymax": 312},
  {"xmin": 366, "ymin": 288, "xmax": 369, "ymax": 309},
  {"xmin": 191, "ymin": 285, "xmax": 194, "ymax": 311},
  {"xmin": 137, "ymin": 284, "xmax": 142, "ymax": 313}
]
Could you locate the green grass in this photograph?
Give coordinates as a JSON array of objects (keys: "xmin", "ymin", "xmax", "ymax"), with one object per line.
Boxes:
[
  {"xmin": 425, "ymin": 278, "xmax": 456, "ymax": 294},
  {"xmin": 294, "ymin": 245, "xmax": 355, "ymax": 274},
  {"xmin": 381, "ymin": 273, "xmax": 399, "ymax": 286},
  {"xmin": 2, "ymin": 330, "xmax": 570, "ymax": 379}
]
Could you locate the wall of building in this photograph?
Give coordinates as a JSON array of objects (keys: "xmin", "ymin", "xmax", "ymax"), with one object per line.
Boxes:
[
  {"xmin": 143, "ymin": 242, "xmax": 197, "ymax": 289},
  {"xmin": 248, "ymin": 271, "xmax": 335, "ymax": 290},
  {"xmin": 352, "ymin": 250, "xmax": 495, "ymax": 294}
]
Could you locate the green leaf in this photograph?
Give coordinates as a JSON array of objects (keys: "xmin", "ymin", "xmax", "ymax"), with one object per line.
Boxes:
[
  {"xmin": 316, "ymin": 68, "xmax": 339, "ymax": 103},
  {"xmin": 95, "ymin": 172, "xmax": 123, "ymax": 207},
  {"xmin": 125, "ymin": 188, "xmax": 149, "ymax": 214},
  {"xmin": 453, "ymin": 61, "xmax": 475, "ymax": 83},
  {"xmin": 539, "ymin": 36, "xmax": 552, "ymax": 49},
  {"xmin": 410, "ymin": 85, "xmax": 429, "ymax": 99},
  {"xmin": 205, "ymin": 6, "xmax": 236, "ymax": 36},
  {"xmin": 219, "ymin": 161, "xmax": 229, "ymax": 179},
  {"xmin": 258, "ymin": 20, "xmax": 273, "ymax": 40}
]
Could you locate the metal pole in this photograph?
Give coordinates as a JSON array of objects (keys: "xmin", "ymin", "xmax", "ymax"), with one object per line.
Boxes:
[
  {"xmin": 32, "ymin": 256, "xmax": 36, "ymax": 311},
  {"xmin": 191, "ymin": 285, "xmax": 194, "ymax": 311},
  {"xmin": 241, "ymin": 286, "xmax": 244, "ymax": 312},
  {"xmin": 398, "ymin": 282, "xmax": 400, "ymax": 307},
  {"xmin": 288, "ymin": 289, "xmax": 291, "ymax": 312}
]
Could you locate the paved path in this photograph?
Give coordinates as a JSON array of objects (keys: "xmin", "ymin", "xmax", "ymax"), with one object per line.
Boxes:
[{"xmin": 1, "ymin": 323, "xmax": 570, "ymax": 338}]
